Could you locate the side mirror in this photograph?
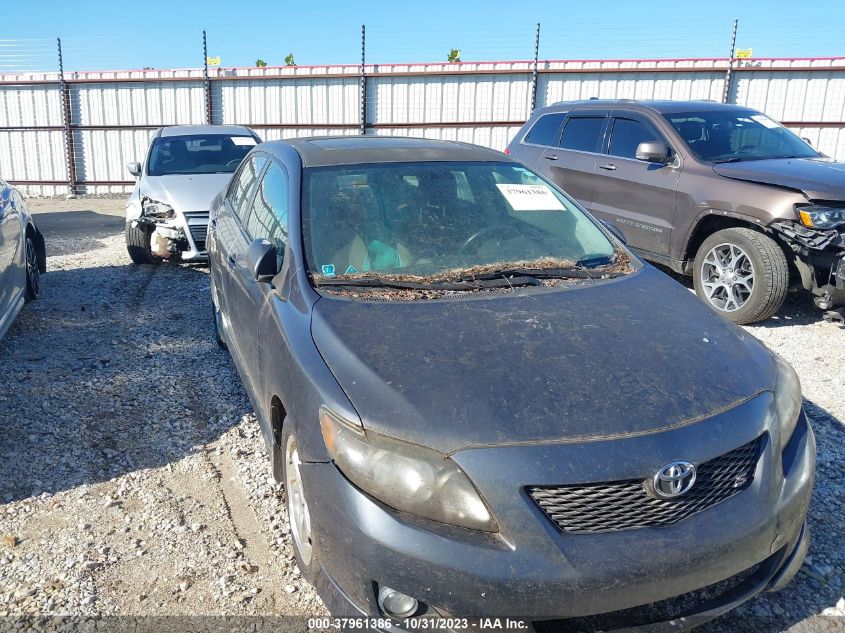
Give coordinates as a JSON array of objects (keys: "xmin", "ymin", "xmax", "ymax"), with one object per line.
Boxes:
[
  {"xmin": 127, "ymin": 161, "xmax": 142, "ymax": 177},
  {"xmin": 600, "ymin": 219, "xmax": 627, "ymax": 245},
  {"xmin": 247, "ymin": 238, "xmax": 279, "ymax": 283},
  {"xmin": 635, "ymin": 141, "xmax": 672, "ymax": 164}
]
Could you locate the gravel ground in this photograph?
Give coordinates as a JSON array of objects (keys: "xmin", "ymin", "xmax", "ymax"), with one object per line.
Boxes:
[{"xmin": 0, "ymin": 208, "xmax": 843, "ymax": 632}]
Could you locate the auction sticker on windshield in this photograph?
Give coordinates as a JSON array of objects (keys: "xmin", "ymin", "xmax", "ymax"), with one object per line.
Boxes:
[
  {"xmin": 232, "ymin": 136, "xmax": 258, "ymax": 145},
  {"xmin": 496, "ymin": 184, "xmax": 565, "ymax": 211}
]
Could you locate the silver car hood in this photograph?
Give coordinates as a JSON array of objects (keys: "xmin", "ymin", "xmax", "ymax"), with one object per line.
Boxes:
[{"xmin": 140, "ymin": 173, "xmax": 233, "ymax": 212}]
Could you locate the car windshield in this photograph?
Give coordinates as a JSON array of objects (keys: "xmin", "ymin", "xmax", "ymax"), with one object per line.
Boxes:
[
  {"xmin": 664, "ymin": 110, "xmax": 820, "ymax": 162},
  {"xmin": 147, "ymin": 134, "xmax": 257, "ymax": 176},
  {"xmin": 303, "ymin": 161, "xmax": 618, "ymax": 283}
]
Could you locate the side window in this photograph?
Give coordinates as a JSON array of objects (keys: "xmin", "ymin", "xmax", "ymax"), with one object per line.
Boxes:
[
  {"xmin": 559, "ymin": 117, "xmax": 605, "ymax": 153},
  {"xmin": 227, "ymin": 155, "xmax": 267, "ymax": 221},
  {"xmin": 245, "ymin": 162, "xmax": 289, "ymax": 252},
  {"xmin": 608, "ymin": 118, "xmax": 658, "ymax": 159},
  {"xmin": 523, "ymin": 113, "xmax": 566, "ymax": 146}
]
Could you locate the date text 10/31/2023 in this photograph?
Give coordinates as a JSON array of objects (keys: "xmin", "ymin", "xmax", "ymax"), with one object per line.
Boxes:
[{"xmin": 307, "ymin": 618, "xmax": 530, "ymax": 630}]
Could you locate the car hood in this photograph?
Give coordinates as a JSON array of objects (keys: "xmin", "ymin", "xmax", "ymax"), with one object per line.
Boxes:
[
  {"xmin": 311, "ymin": 267, "xmax": 775, "ymax": 455},
  {"xmin": 712, "ymin": 157, "xmax": 845, "ymax": 200},
  {"xmin": 140, "ymin": 173, "xmax": 233, "ymax": 212}
]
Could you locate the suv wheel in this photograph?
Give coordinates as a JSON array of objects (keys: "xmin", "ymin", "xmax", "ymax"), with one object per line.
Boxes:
[
  {"xmin": 125, "ymin": 224, "xmax": 162, "ymax": 265},
  {"xmin": 693, "ymin": 227, "xmax": 788, "ymax": 325}
]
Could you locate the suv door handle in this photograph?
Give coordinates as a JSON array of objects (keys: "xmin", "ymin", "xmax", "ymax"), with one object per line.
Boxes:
[
  {"xmin": 599, "ymin": 163, "xmax": 617, "ymax": 171},
  {"xmin": 544, "ymin": 154, "xmax": 559, "ymax": 161}
]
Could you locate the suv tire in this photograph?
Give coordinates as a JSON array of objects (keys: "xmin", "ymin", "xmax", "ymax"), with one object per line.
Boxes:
[
  {"xmin": 693, "ymin": 227, "xmax": 788, "ymax": 325},
  {"xmin": 125, "ymin": 224, "xmax": 162, "ymax": 265}
]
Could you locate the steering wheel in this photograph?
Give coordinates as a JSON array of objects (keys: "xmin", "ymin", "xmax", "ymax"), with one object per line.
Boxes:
[
  {"xmin": 225, "ymin": 159, "xmax": 242, "ymax": 168},
  {"xmin": 460, "ymin": 223, "xmax": 524, "ymax": 254}
]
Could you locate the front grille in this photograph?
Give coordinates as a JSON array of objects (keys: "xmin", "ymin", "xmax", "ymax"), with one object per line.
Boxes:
[
  {"xmin": 529, "ymin": 436, "xmax": 763, "ymax": 534},
  {"xmin": 184, "ymin": 213, "xmax": 209, "ymax": 252}
]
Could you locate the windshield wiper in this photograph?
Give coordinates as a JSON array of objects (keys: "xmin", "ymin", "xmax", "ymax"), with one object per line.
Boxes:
[
  {"xmin": 313, "ymin": 275, "xmax": 542, "ymax": 291},
  {"xmin": 460, "ymin": 265, "xmax": 623, "ymax": 281}
]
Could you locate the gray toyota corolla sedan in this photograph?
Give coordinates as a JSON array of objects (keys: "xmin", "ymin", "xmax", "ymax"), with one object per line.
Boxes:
[{"xmin": 207, "ymin": 136, "xmax": 814, "ymax": 630}]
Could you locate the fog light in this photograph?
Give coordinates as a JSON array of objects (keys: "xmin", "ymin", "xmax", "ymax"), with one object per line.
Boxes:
[{"xmin": 378, "ymin": 586, "xmax": 418, "ymax": 618}]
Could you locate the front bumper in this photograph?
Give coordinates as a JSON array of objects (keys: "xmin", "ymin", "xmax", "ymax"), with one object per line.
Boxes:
[
  {"xmin": 135, "ymin": 210, "xmax": 209, "ymax": 261},
  {"xmin": 772, "ymin": 221, "xmax": 845, "ymax": 306},
  {"xmin": 303, "ymin": 396, "xmax": 815, "ymax": 630}
]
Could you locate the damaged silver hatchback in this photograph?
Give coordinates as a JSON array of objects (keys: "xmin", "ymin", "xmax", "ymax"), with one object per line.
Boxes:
[{"xmin": 125, "ymin": 125, "xmax": 261, "ymax": 263}]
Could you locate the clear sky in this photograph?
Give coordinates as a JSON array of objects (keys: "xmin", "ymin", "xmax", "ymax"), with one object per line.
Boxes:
[{"xmin": 2, "ymin": 0, "xmax": 843, "ymax": 72}]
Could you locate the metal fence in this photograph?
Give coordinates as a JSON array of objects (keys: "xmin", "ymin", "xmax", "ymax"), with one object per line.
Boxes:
[{"xmin": 1, "ymin": 30, "xmax": 844, "ymax": 196}]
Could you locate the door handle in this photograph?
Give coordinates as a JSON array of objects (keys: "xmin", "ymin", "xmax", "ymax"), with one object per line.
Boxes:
[
  {"xmin": 599, "ymin": 163, "xmax": 617, "ymax": 171},
  {"xmin": 227, "ymin": 255, "xmax": 236, "ymax": 269},
  {"xmin": 544, "ymin": 154, "xmax": 559, "ymax": 161}
]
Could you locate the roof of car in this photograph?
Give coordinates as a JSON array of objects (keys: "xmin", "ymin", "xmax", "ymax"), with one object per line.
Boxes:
[
  {"xmin": 158, "ymin": 124, "xmax": 255, "ymax": 137},
  {"xmin": 543, "ymin": 99, "xmax": 758, "ymax": 115},
  {"xmin": 270, "ymin": 136, "xmax": 507, "ymax": 167}
]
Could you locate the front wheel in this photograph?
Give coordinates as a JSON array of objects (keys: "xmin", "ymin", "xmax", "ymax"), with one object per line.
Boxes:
[
  {"xmin": 125, "ymin": 224, "xmax": 162, "ymax": 265},
  {"xmin": 693, "ymin": 227, "xmax": 788, "ymax": 325},
  {"xmin": 24, "ymin": 236, "xmax": 41, "ymax": 302},
  {"xmin": 283, "ymin": 427, "xmax": 319, "ymax": 584}
]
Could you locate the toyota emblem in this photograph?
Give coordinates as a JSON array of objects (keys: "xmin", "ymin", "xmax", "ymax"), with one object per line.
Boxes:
[{"xmin": 653, "ymin": 461, "xmax": 697, "ymax": 499}]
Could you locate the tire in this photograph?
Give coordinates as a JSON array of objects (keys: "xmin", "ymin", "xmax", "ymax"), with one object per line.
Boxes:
[
  {"xmin": 282, "ymin": 426, "xmax": 319, "ymax": 584},
  {"xmin": 24, "ymin": 236, "xmax": 41, "ymax": 302},
  {"xmin": 693, "ymin": 227, "xmax": 788, "ymax": 325},
  {"xmin": 125, "ymin": 223, "xmax": 161, "ymax": 265}
]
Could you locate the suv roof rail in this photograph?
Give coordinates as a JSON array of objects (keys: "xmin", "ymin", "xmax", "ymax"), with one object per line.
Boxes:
[{"xmin": 550, "ymin": 98, "xmax": 639, "ymax": 106}]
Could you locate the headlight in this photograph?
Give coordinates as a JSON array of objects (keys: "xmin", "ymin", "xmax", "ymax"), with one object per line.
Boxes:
[
  {"xmin": 796, "ymin": 204, "xmax": 845, "ymax": 229},
  {"xmin": 320, "ymin": 408, "xmax": 497, "ymax": 532},
  {"xmin": 773, "ymin": 353, "xmax": 802, "ymax": 445},
  {"xmin": 142, "ymin": 198, "xmax": 175, "ymax": 220}
]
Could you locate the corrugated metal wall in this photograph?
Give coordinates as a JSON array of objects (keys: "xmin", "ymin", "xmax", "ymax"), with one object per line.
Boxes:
[{"xmin": 1, "ymin": 57, "xmax": 844, "ymax": 196}]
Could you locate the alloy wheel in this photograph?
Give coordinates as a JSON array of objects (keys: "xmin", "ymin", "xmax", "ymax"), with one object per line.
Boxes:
[
  {"xmin": 25, "ymin": 237, "xmax": 40, "ymax": 298},
  {"xmin": 285, "ymin": 434, "xmax": 313, "ymax": 566},
  {"xmin": 700, "ymin": 242, "xmax": 755, "ymax": 312}
]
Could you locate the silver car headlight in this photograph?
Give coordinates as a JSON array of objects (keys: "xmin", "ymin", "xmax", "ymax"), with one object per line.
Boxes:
[
  {"xmin": 773, "ymin": 353, "xmax": 802, "ymax": 445},
  {"xmin": 320, "ymin": 408, "xmax": 497, "ymax": 532},
  {"xmin": 797, "ymin": 204, "xmax": 845, "ymax": 230},
  {"xmin": 142, "ymin": 198, "xmax": 175, "ymax": 220}
]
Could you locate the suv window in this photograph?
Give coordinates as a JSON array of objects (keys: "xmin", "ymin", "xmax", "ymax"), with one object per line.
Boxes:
[
  {"xmin": 524, "ymin": 113, "xmax": 566, "ymax": 146},
  {"xmin": 608, "ymin": 118, "xmax": 658, "ymax": 159},
  {"xmin": 227, "ymin": 155, "xmax": 267, "ymax": 221},
  {"xmin": 244, "ymin": 162, "xmax": 289, "ymax": 251},
  {"xmin": 559, "ymin": 117, "xmax": 605, "ymax": 153}
]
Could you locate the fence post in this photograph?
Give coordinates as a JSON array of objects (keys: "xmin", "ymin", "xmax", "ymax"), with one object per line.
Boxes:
[
  {"xmin": 203, "ymin": 30, "xmax": 212, "ymax": 124},
  {"xmin": 722, "ymin": 18, "xmax": 738, "ymax": 103},
  {"xmin": 530, "ymin": 22, "xmax": 541, "ymax": 113},
  {"xmin": 360, "ymin": 24, "xmax": 367, "ymax": 135},
  {"xmin": 57, "ymin": 38, "xmax": 78, "ymax": 196}
]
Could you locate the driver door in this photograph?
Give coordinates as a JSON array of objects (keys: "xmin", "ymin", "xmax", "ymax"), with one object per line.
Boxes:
[{"xmin": 589, "ymin": 113, "xmax": 680, "ymax": 258}]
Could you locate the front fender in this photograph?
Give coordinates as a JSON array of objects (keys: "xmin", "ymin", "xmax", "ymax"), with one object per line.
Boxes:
[{"xmin": 125, "ymin": 187, "xmax": 142, "ymax": 221}]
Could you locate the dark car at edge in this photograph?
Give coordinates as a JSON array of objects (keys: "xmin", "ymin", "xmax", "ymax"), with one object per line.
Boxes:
[{"xmin": 207, "ymin": 136, "xmax": 814, "ymax": 630}]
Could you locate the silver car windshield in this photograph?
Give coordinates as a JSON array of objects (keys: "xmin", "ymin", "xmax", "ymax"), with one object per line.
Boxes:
[
  {"xmin": 664, "ymin": 111, "xmax": 820, "ymax": 162},
  {"xmin": 303, "ymin": 161, "xmax": 616, "ymax": 280},
  {"xmin": 147, "ymin": 134, "xmax": 257, "ymax": 176}
]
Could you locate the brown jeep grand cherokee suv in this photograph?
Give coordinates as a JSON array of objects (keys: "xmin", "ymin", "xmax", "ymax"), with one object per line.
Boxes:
[{"xmin": 507, "ymin": 100, "xmax": 845, "ymax": 324}]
